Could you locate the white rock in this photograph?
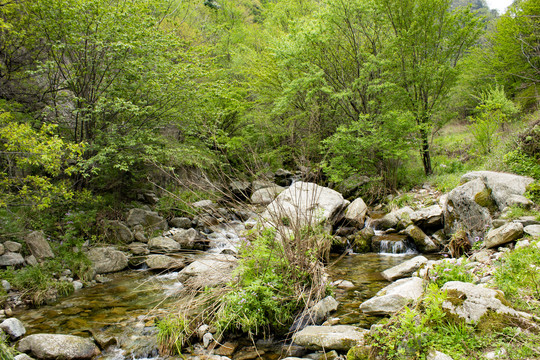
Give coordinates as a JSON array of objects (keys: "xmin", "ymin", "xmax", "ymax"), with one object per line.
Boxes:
[
  {"xmin": 381, "ymin": 256, "xmax": 428, "ymax": 281},
  {"xmin": 524, "ymin": 225, "xmax": 540, "ymax": 238},
  {"xmin": 485, "ymin": 222, "xmax": 524, "ymax": 248},
  {"xmin": 292, "ymin": 325, "xmax": 368, "ymax": 351},
  {"xmin": 0, "ymin": 317, "xmax": 26, "ymax": 340}
]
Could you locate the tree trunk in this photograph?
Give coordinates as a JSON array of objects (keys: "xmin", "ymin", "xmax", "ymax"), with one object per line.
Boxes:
[{"xmin": 419, "ymin": 127, "xmax": 433, "ymax": 175}]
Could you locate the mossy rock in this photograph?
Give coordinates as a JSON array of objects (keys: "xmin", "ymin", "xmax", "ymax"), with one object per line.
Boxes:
[
  {"xmin": 347, "ymin": 345, "xmax": 372, "ymax": 360},
  {"xmin": 353, "ymin": 228, "xmax": 374, "ymax": 253},
  {"xmin": 445, "ymin": 289, "xmax": 467, "ymax": 307},
  {"xmin": 474, "ymin": 188, "xmax": 498, "ymax": 213},
  {"xmin": 476, "ymin": 310, "xmax": 516, "ymax": 335}
]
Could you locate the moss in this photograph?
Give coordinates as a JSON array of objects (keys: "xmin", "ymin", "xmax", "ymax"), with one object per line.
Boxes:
[
  {"xmin": 445, "ymin": 289, "xmax": 467, "ymax": 307},
  {"xmin": 494, "ymin": 291, "xmax": 512, "ymax": 307},
  {"xmin": 353, "ymin": 228, "xmax": 374, "ymax": 253},
  {"xmin": 347, "ymin": 345, "xmax": 371, "ymax": 360},
  {"xmin": 476, "ymin": 311, "xmax": 515, "ymax": 335},
  {"xmin": 474, "ymin": 188, "xmax": 497, "ymax": 212}
]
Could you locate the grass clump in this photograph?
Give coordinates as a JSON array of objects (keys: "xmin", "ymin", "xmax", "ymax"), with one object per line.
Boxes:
[
  {"xmin": 493, "ymin": 243, "xmax": 540, "ymax": 315},
  {"xmin": 427, "ymin": 260, "xmax": 474, "ymax": 288}
]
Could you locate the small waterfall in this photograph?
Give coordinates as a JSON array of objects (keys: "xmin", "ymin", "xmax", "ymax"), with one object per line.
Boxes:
[{"xmin": 372, "ymin": 234, "xmax": 417, "ymax": 255}]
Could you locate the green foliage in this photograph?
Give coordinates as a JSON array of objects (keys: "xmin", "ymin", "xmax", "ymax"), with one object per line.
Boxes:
[
  {"xmin": 0, "ymin": 335, "xmax": 14, "ymax": 360},
  {"xmin": 469, "ymin": 112, "xmax": 500, "ymax": 155},
  {"xmin": 428, "ymin": 260, "xmax": 474, "ymax": 288},
  {"xmin": 493, "ymin": 242, "xmax": 540, "ymax": 314},
  {"xmin": 0, "ymin": 263, "xmax": 74, "ymax": 305},
  {"xmin": 156, "ymin": 314, "xmax": 189, "ymax": 355},
  {"xmin": 214, "ymin": 228, "xmax": 304, "ymax": 337},
  {"xmin": 504, "ymin": 149, "xmax": 540, "ymax": 179},
  {"xmin": 155, "ymin": 188, "xmax": 218, "ymax": 219},
  {"xmin": 502, "ymin": 205, "xmax": 538, "ymax": 220},
  {"xmin": 526, "ymin": 181, "xmax": 540, "ymax": 205}
]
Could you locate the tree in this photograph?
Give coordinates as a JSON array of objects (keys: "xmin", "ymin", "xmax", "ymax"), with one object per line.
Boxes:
[{"xmin": 378, "ymin": 0, "xmax": 483, "ymax": 175}]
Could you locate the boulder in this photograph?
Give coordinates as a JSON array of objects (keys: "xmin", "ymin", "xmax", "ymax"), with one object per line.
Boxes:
[
  {"xmin": 274, "ymin": 168, "xmax": 294, "ymax": 187},
  {"xmin": 145, "ymin": 254, "xmax": 185, "ymax": 270},
  {"xmin": 229, "ymin": 180, "xmax": 251, "ymax": 200},
  {"xmin": 427, "ymin": 350, "xmax": 454, "ymax": 360},
  {"xmin": 192, "ymin": 200, "xmax": 215, "ymax": 210},
  {"xmin": 377, "ymin": 207, "xmax": 414, "ymax": 230},
  {"xmin": 4, "ymin": 241, "xmax": 22, "ymax": 253},
  {"xmin": 461, "ymin": 171, "xmax": 534, "ymax": 210},
  {"xmin": 410, "ymin": 205, "xmax": 443, "ymax": 229},
  {"xmin": 0, "ymin": 317, "xmax": 26, "ymax": 340},
  {"xmin": 485, "ymin": 222, "xmax": 524, "ymax": 249},
  {"xmin": 292, "ymin": 325, "xmax": 368, "ymax": 351},
  {"xmin": 15, "ymin": 355, "xmax": 34, "ymax": 360},
  {"xmin": 381, "ymin": 255, "xmax": 428, "ymax": 281},
  {"xmin": 148, "ymin": 236, "xmax": 181, "ymax": 252},
  {"xmin": 86, "ymin": 247, "xmax": 128, "ymax": 274},
  {"xmin": 444, "ymin": 178, "xmax": 493, "ymax": 238},
  {"xmin": 0, "ymin": 243, "xmax": 4, "ymax": 256},
  {"xmin": 524, "ymin": 225, "xmax": 540, "ymax": 238},
  {"xmin": 170, "ymin": 228, "xmax": 199, "ymax": 248},
  {"xmin": 344, "ymin": 198, "xmax": 368, "ymax": 228},
  {"xmin": 263, "ymin": 182, "xmax": 347, "ymax": 228},
  {"xmin": 290, "ymin": 296, "xmax": 339, "ymax": 332},
  {"xmin": 25, "ymin": 231, "xmax": 54, "ymax": 262},
  {"xmin": 126, "ymin": 208, "xmax": 168, "ymax": 231},
  {"xmin": 505, "ymin": 194, "xmax": 533, "ymax": 209},
  {"xmin": 360, "ymin": 277, "xmax": 424, "ymax": 316},
  {"xmin": 178, "ymin": 254, "xmax": 237, "ymax": 288},
  {"xmin": 128, "ymin": 242, "xmax": 149, "ymax": 255},
  {"xmin": 169, "ymin": 217, "xmax": 192, "ymax": 229},
  {"xmin": 18, "ymin": 334, "xmax": 99, "ymax": 360},
  {"xmin": 251, "ymin": 186, "xmax": 285, "ymax": 205},
  {"xmin": 0, "ymin": 252, "xmax": 25, "ymax": 267},
  {"xmin": 252, "ymin": 180, "xmax": 274, "ymax": 192},
  {"xmin": 104, "ymin": 220, "xmax": 133, "ymax": 243},
  {"xmin": 403, "ymin": 225, "xmax": 439, "ymax": 253},
  {"xmin": 352, "ymin": 227, "xmax": 374, "ymax": 253},
  {"xmin": 441, "ymin": 281, "xmax": 524, "ymax": 324}
]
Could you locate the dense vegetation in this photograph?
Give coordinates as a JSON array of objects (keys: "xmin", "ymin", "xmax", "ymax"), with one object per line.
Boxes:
[{"xmin": 0, "ymin": 0, "xmax": 539, "ymax": 355}]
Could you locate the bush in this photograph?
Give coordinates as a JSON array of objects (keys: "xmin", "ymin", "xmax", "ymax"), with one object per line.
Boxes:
[{"xmin": 428, "ymin": 260, "xmax": 474, "ymax": 288}]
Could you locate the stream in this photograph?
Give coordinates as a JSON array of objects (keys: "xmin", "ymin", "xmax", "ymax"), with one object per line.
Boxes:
[{"xmin": 13, "ymin": 252, "xmax": 419, "ymax": 359}]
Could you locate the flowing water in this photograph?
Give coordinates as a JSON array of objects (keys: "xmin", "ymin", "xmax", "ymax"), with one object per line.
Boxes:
[{"xmin": 13, "ymin": 251, "xmax": 422, "ymax": 359}]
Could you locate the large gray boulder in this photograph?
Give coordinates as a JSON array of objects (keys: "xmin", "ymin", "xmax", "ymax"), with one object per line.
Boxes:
[
  {"xmin": 169, "ymin": 228, "xmax": 199, "ymax": 248},
  {"xmin": 0, "ymin": 252, "xmax": 25, "ymax": 267},
  {"xmin": 344, "ymin": 197, "xmax": 368, "ymax": 228},
  {"xmin": 18, "ymin": 334, "xmax": 100, "ymax": 360},
  {"xmin": 381, "ymin": 255, "xmax": 428, "ymax": 281},
  {"xmin": 377, "ymin": 207, "xmax": 414, "ymax": 230},
  {"xmin": 441, "ymin": 281, "xmax": 525, "ymax": 324},
  {"xmin": 169, "ymin": 217, "xmax": 192, "ymax": 229},
  {"xmin": 145, "ymin": 255, "xmax": 185, "ymax": 270},
  {"xmin": 0, "ymin": 317, "xmax": 26, "ymax": 340},
  {"xmin": 148, "ymin": 236, "xmax": 181, "ymax": 252},
  {"xmin": 444, "ymin": 178, "xmax": 493, "ymax": 237},
  {"xmin": 461, "ymin": 171, "xmax": 534, "ymax": 210},
  {"xmin": 251, "ymin": 186, "xmax": 285, "ymax": 205},
  {"xmin": 484, "ymin": 222, "xmax": 524, "ymax": 248},
  {"xmin": 104, "ymin": 220, "xmax": 134, "ymax": 243},
  {"xmin": 403, "ymin": 225, "xmax": 439, "ymax": 253},
  {"xmin": 87, "ymin": 247, "xmax": 128, "ymax": 274},
  {"xmin": 410, "ymin": 205, "xmax": 443, "ymax": 229},
  {"xmin": 178, "ymin": 254, "xmax": 237, "ymax": 288},
  {"xmin": 292, "ymin": 325, "xmax": 368, "ymax": 351},
  {"xmin": 360, "ymin": 277, "xmax": 424, "ymax": 316},
  {"xmin": 290, "ymin": 296, "xmax": 339, "ymax": 332},
  {"xmin": 4, "ymin": 241, "xmax": 21, "ymax": 252},
  {"xmin": 524, "ymin": 225, "xmax": 540, "ymax": 238},
  {"xmin": 25, "ymin": 231, "xmax": 54, "ymax": 262},
  {"xmin": 126, "ymin": 208, "xmax": 168, "ymax": 231},
  {"xmin": 263, "ymin": 182, "xmax": 347, "ymax": 228}
]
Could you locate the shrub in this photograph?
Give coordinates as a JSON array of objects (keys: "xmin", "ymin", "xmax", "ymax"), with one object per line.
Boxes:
[{"xmin": 428, "ymin": 260, "xmax": 474, "ymax": 288}]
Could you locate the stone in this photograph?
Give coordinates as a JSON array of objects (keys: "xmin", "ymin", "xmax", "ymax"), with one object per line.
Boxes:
[
  {"xmin": 251, "ymin": 186, "xmax": 286, "ymax": 205},
  {"xmin": 292, "ymin": 325, "xmax": 368, "ymax": 351},
  {"xmin": 444, "ymin": 178, "xmax": 493, "ymax": 238},
  {"xmin": 192, "ymin": 200, "xmax": 215, "ymax": 210},
  {"xmin": 377, "ymin": 207, "xmax": 414, "ymax": 230},
  {"xmin": 290, "ymin": 296, "xmax": 339, "ymax": 332},
  {"xmin": 263, "ymin": 182, "xmax": 347, "ymax": 228},
  {"xmin": 0, "ymin": 317, "xmax": 26, "ymax": 340},
  {"xmin": 142, "ymin": 192, "xmax": 159, "ymax": 205},
  {"xmin": 126, "ymin": 208, "xmax": 168, "ymax": 231},
  {"xmin": 427, "ymin": 350, "xmax": 454, "ymax": 360},
  {"xmin": 344, "ymin": 197, "xmax": 368, "ymax": 228},
  {"xmin": 252, "ymin": 180, "xmax": 274, "ymax": 192},
  {"xmin": 15, "ymin": 355, "xmax": 34, "ymax": 360},
  {"xmin": 145, "ymin": 255, "xmax": 185, "ymax": 270},
  {"xmin": 73, "ymin": 281, "xmax": 83, "ymax": 291},
  {"xmin": 514, "ymin": 216, "xmax": 540, "ymax": 227},
  {"xmin": 128, "ymin": 242, "xmax": 150, "ymax": 255},
  {"xmin": 214, "ymin": 341, "xmax": 238, "ymax": 356},
  {"xmin": 470, "ymin": 249, "xmax": 494, "ymax": 264},
  {"xmin": 0, "ymin": 243, "xmax": 3, "ymax": 256},
  {"xmin": 332, "ymin": 280, "xmax": 355, "ymax": 289},
  {"xmin": 169, "ymin": 217, "xmax": 192, "ymax": 229},
  {"xmin": 403, "ymin": 225, "xmax": 439, "ymax": 253},
  {"xmin": 4, "ymin": 241, "xmax": 22, "ymax": 253},
  {"xmin": 381, "ymin": 255, "xmax": 428, "ymax": 281},
  {"xmin": 485, "ymin": 222, "xmax": 524, "ymax": 248},
  {"xmin": 148, "ymin": 236, "xmax": 181, "ymax": 252},
  {"xmin": 229, "ymin": 180, "xmax": 251, "ymax": 200},
  {"xmin": 18, "ymin": 334, "xmax": 100, "ymax": 360},
  {"xmin": 25, "ymin": 255, "xmax": 38, "ymax": 266},
  {"xmin": 202, "ymin": 332, "xmax": 214, "ymax": 348},
  {"xmin": 170, "ymin": 228, "xmax": 199, "ymax": 248},
  {"xmin": 25, "ymin": 231, "xmax": 54, "ymax": 262},
  {"xmin": 86, "ymin": 247, "xmax": 129, "ymax": 274},
  {"xmin": 178, "ymin": 254, "xmax": 238, "ymax": 289},
  {"xmin": 352, "ymin": 227, "xmax": 374, "ymax": 253},
  {"xmin": 360, "ymin": 277, "xmax": 424, "ymax": 316},
  {"xmin": 104, "ymin": 220, "xmax": 134, "ymax": 243},
  {"xmin": 524, "ymin": 225, "xmax": 540, "ymax": 238},
  {"xmin": 410, "ymin": 205, "xmax": 443, "ymax": 229},
  {"xmin": 275, "ymin": 168, "xmax": 294, "ymax": 186},
  {"xmin": 505, "ymin": 194, "xmax": 533, "ymax": 208},
  {"xmin": 0, "ymin": 252, "xmax": 25, "ymax": 267},
  {"xmin": 1, "ymin": 280, "xmax": 10, "ymax": 291},
  {"xmin": 461, "ymin": 171, "xmax": 534, "ymax": 210},
  {"xmin": 441, "ymin": 281, "xmax": 523, "ymax": 324}
]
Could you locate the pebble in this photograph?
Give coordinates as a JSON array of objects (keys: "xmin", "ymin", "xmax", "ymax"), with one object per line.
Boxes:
[
  {"xmin": 1, "ymin": 280, "xmax": 11, "ymax": 291},
  {"xmin": 73, "ymin": 281, "xmax": 83, "ymax": 291}
]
